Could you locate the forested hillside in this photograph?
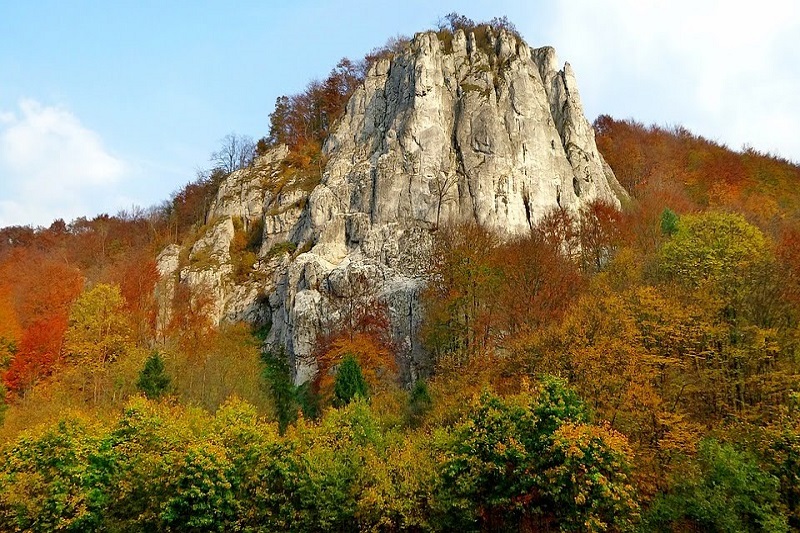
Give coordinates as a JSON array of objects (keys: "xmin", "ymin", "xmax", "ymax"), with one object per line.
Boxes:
[{"xmin": 2, "ymin": 16, "xmax": 800, "ymax": 532}]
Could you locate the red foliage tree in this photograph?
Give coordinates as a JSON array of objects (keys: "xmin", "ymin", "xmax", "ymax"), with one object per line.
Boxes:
[
  {"xmin": 1, "ymin": 251, "xmax": 83, "ymax": 395},
  {"xmin": 3, "ymin": 315, "xmax": 69, "ymax": 394},
  {"xmin": 594, "ymin": 115, "xmax": 800, "ymax": 226},
  {"xmin": 105, "ymin": 248, "xmax": 160, "ymax": 342},
  {"xmin": 578, "ymin": 200, "xmax": 624, "ymax": 274},
  {"xmin": 494, "ymin": 228, "xmax": 584, "ymax": 339}
]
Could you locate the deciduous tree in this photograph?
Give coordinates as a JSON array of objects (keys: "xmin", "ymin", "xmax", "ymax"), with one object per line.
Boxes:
[
  {"xmin": 210, "ymin": 132, "xmax": 255, "ymax": 174},
  {"xmin": 64, "ymin": 283, "xmax": 133, "ymax": 403}
]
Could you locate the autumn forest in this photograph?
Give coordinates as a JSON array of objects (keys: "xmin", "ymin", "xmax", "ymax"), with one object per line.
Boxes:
[{"xmin": 2, "ymin": 17, "xmax": 800, "ymax": 533}]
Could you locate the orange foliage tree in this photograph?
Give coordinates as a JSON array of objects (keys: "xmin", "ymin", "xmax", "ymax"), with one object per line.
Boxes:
[
  {"xmin": 424, "ymin": 214, "xmax": 590, "ymax": 366},
  {"xmin": 494, "ymin": 225, "xmax": 584, "ymax": 340},
  {"xmin": 265, "ymin": 58, "xmax": 362, "ymax": 153},
  {"xmin": 1, "ymin": 251, "xmax": 83, "ymax": 396},
  {"xmin": 312, "ymin": 295, "xmax": 397, "ymax": 404},
  {"xmin": 423, "ymin": 223, "xmax": 503, "ymax": 363},
  {"xmin": 167, "ymin": 280, "xmax": 217, "ymax": 360},
  {"xmin": 105, "ymin": 248, "xmax": 160, "ymax": 343},
  {"xmin": 777, "ymin": 224, "xmax": 800, "ymax": 310},
  {"xmin": 578, "ymin": 199, "xmax": 624, "ymax": 274},
  {"xmin": 595, "ymin": 114, "xmax": 800, "ymax": 226},
  {"xmin": 314, "ymin": 332, "xmax": 396, "ymax": 403},
  {"xmin": 0, "ymin": 285, "xmax": 22, "ymax": 349}
]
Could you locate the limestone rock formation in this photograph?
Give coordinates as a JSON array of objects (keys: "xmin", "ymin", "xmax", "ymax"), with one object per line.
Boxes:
[{"xmin": 156, "ymin": 27, "xmax": 626, "ymax": 383}]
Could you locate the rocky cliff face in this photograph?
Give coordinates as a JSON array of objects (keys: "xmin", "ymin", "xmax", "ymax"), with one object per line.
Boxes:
[{"xmin": 157, "ymin": 27, "xmax": 626, "ymax": 383}]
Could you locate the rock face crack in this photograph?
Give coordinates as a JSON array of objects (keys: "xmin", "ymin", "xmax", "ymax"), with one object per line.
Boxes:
[
  {"xmin": 523, "ymin": 193, "xmax": 532, "ymax": 228},
  {"xmin": 161, "ymin": 27, "xmax": 627, "ymax": 385}
]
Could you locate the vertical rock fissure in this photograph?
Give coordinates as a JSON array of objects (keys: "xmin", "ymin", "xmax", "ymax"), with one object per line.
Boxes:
[{"xmin": 522, "ymin": 192, "xmax": 532, "ymax": 228}]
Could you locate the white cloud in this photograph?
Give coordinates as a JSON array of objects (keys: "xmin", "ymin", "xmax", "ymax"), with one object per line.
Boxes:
[
  {"xmin": 0, "ymin": 99, "xmax": 128, "ymax": 227},
  {"xmin": 546, "ymin": 0, "xmax": 800, "ymax": 161}
]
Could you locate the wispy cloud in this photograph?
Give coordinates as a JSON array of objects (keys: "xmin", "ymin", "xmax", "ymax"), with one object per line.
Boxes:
[
  {"xmin": 0, "ymin": 99, "xmax": 128, "ymax": 227},
  {"xmin": 548, "ymin": 0, "xmax": 800, "ymax": 161}
]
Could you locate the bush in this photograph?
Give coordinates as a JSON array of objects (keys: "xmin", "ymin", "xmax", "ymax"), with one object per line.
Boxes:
[
  {"xmin": 266, "ymin": 240, "xmax": 297, "ymax": 258},
  {"xmin": 644, "ymin": 439, "xmax": 788, "ymax": 532}
]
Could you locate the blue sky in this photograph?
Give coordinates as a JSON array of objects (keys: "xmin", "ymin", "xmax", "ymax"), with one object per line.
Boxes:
[{"xmin": 1, "ymin": 1, "xmax": 798, "ymax": 227}]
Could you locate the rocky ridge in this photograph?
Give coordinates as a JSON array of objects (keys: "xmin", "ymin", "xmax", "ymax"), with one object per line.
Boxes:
[{"xmin": 157, "ymin": 27, "xmax": 626, "ymax": 383}]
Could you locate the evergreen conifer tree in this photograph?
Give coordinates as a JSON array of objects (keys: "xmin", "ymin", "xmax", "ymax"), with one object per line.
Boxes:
[
  {"xmin": 333, "ymin": 354, "xmax": 368, "ymax": 407},
  {"xmin": 407, "ymin": 379, "xmax": 432, "ymax": 426},
  {"xmin": 136, "ymin": 352, "xmax": 171, "ymax": 399}
]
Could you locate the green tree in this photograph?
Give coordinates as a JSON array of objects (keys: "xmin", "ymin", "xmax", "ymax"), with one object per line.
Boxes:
[
  {"xmin": 656, "ymin": 212, "xmax": 793, "ymax": 419},
  {"xmin": 660, "ymin": 208, "xmax": 679, "ymax": 236},
  {"xmin": 437, "ymin": 380, "xmax": 637, "ymax": 532},
  {"xmin": 209, "ymin": 398, "xmax": 286, "ymax": 530},
  {"xmin": 544, "ymin": 423, "xmax": 639, "ymax": 532},
  {"xmin": 262, "ymin": 348, "xmax": 299, "ymax": 432},
  {"xmin": 532, "ymin": 375, "xmax": 590, "ymax": 437},
  {"xmin": 91, "ymin": 397, "xmax": 213, "ymax": 532},
  {"xmin": 438, "ymin": 390, "xmax": 539, "ymax": 530},
  {"xmin": 356, "ymin": 427, "xmax": 443, "ymax": 531},
  {"xmin": 658, "ymin": 211, "xmax": 769, "ymax": 299},
  {"xmin": 0, "ymin": 418, "xmax": 103, "ymax": 532},
  {"xmin": 333, "ymin": 354, "xmax": 368, "ymax": 407},
  {"xmin": 645, "ymin": 439, "xmax": 788, "ymax": 532},
  {"xmin": 407, "ymin": 379, "xmax": 433, "ymax": 427},
  {"xmin": 279, "ymin": 400, "xmax": 382, "ymax": 531},
  {"xmin": 136, "ymin": 352, "xmax": 171, "ymax": 399},
  {"xmin": 160, "ymin": 442, "xmax": 237, "ymax": 532},
  {"xmin": 760, "ymin": 422, "xmax": 800, "ymax": 529}
]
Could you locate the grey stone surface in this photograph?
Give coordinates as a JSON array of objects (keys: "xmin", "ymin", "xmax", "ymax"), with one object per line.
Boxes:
[{"xmin": 157, "ymin": 28, "xmax": 625, "ymax": 383}]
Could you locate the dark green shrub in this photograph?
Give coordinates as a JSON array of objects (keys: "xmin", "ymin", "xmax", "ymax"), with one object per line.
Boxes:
[
  {"xmin": 644, "ymin": 439, "xmax": 788, "ymax": 532},
  {"xmin": 266, "ymin": 241, "xmax": 297, "ymax": 258}
]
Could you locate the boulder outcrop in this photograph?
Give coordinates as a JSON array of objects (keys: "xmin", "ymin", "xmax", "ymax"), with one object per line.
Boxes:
[{"xmin": 157, "ymin": 27, "xmax": 626, "ymax": 383}]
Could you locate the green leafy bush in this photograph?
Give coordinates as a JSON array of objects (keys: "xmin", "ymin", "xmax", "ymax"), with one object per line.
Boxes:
[
  {"xmin": 266, "ymin": 240, "xmax": 298, "ymax": 258},
  {"xmin": 644, "ymin": 439, "xmax": 788, "ymax": 532}
]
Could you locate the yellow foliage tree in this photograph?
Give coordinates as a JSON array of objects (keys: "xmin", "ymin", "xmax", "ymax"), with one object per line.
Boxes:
[
  {"xmin": 0, "ymin": 286, "xmax": 21, "ymax": 345},
  {"xmin": 0, "ymin": 286, "xmax": 21, "ymax": 370},
  {"xmin": 64, "ymin": 283, "xmax": 133, "ymax": 404}
]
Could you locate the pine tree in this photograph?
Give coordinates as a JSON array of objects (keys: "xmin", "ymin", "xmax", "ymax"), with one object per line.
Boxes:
[
  {"xmin": 660, "ymin": 208, "xmax": 679, "ymax": 236},
  {"xmin": 407, "ymin": 379, "xmax": 432, "ymax": 426},
  {"xmin": 261, "ymin": 349, "xmax": 297, "ymax": 432},
  {"xmin": 333, "ymin": 354, "xmax": 368, "ymax": 407},
  {"xmin": 136, "ymin": 352, "xmax": 171, "ymax": 399}
]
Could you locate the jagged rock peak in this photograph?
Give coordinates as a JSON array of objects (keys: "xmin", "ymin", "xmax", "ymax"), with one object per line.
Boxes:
[
  {"xmin": 157, "ymin": 25, "xmax": 626, "ymax": 384},
  {"xmin": 312, "ymin": 27, "xmax": 623, "ymax": 253}
]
